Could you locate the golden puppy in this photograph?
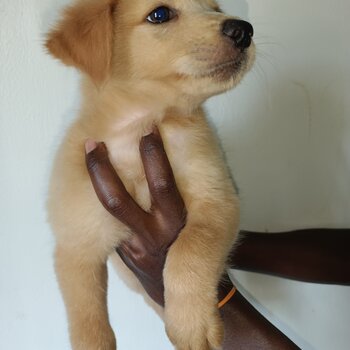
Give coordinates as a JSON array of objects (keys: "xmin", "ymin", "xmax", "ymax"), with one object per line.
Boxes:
[{"xmin": 46, "ymin": 0, "xmax": 255, "ymax": 349}]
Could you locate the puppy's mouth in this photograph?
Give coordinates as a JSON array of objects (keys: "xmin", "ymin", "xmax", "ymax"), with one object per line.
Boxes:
[{"xmin": 199, "ymin": 52, "xmax": 248, "ymax": 80}]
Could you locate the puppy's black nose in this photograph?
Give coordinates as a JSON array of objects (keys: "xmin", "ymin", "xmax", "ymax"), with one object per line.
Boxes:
[{"xmin": 222, "ymin": 19, "xmax": 254, "ymax": 49}]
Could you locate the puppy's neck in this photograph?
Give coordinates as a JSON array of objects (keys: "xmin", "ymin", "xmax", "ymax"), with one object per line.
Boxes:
[{"xmin": 80, "ymin": 78, "xmax": 202, "ymax": 131}]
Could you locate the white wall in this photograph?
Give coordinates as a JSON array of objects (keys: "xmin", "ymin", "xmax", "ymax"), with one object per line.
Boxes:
[
  {"xmin": 1, "ymin": 1, "xmax": 349, "ymax": 349},
  {"xmin": 210, "ymin": 0, "xmax": 350, "ymax": 232}
]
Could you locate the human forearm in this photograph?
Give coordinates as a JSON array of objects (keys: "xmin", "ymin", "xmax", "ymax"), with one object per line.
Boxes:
[
  {"xmin": 230, "ymin": 229, "xmax": 350, "ymax": 285},
  {"xmin": 218, "ymin": 272, "xmax": 300, "ymax": 350}
]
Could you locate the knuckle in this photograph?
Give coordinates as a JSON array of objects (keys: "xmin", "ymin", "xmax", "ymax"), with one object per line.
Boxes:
[
  {"xmin": 86, "ymin": 156, "xmax": 100, "ymax": 172},
  {"xmin": 141, "ymin": 138, "xmax": 162, "ymax": 154},
  {"xmin": 105, "ymin": 196, "xmax": 127, "ymax": 217},
  {"xmin": 86, "ymin": 154, "xmax": 107, "ymax": 173},
  {"xmin": 143, "ymin": 143, "xmax": 160, "ymax": 154},
  {"xmin": 153, "ymin": 177, "xmax": 175, "ymax": 195}
]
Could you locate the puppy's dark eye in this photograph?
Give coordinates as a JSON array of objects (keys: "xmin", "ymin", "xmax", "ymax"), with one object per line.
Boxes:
[{"xmin": 147, "ymin": 6, "xmax": 175, "ymax": 24}]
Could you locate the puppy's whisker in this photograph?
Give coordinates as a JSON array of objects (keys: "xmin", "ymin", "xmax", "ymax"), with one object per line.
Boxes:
[
  {"xmin": 251, "ymin": 62, "xmax": 269, "ymax": 87},
  {"xmin": 255, "ymin": 41, "xmax": 283, "ymax": 49},
  {"xmin": 256, "ymin": 50, "xmax": 278, "ymax": 71},
  {"xmin": 254, "ymin": 32, "xmax": 283, "ymax": 48}
]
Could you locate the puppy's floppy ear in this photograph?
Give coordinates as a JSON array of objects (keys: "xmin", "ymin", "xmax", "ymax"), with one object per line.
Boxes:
[{"xmin": 46, "ymin": 0, "xmax": 115, "ymax": 83}]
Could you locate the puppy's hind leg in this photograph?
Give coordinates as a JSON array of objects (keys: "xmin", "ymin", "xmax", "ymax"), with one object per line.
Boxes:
[{"xmin": 55, "ymin": 245, "xmax": 116, "ymax": 350}]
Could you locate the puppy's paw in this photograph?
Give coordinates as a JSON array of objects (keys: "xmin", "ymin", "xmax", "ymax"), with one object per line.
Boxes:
[
  {"xmin": 165, "ymin": 297, "xmax": 223, "ymax": 350},
  {"xmin": 71, "ymin": 323, "xmax": 117, "ymax": 350}
]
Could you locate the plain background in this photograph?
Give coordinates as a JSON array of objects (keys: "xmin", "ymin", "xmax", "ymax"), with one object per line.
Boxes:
[{"xmin": 1, "ymin": 0, "xmax": 349, "ymax": 349}]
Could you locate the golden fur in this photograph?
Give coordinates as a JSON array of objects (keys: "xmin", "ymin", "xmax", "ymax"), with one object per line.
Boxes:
[{"xmin": 46, "ymin": 0, "xmax": 255, "ymax": 349}]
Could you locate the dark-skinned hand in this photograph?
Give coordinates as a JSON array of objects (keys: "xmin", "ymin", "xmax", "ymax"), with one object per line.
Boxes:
[{"xmin": 85, "ymin": 128, "xmax": 186, "ymax": 306}]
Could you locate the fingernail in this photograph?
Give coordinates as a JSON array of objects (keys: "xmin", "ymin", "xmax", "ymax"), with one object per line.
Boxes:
[
  {"xmin": 100, "ymin": 142, "xmax": 107, "ymax": 151},
  {"xmin": 144, "ymin": 125, "xmax": 159, "ymax": 139},
  {"xmin": 152, "ymin": 125, "xmax": 160, "ymax": 136},
  {"xmin": 85, "ymin": 139, "xmax": 97, "ymax": 154}
]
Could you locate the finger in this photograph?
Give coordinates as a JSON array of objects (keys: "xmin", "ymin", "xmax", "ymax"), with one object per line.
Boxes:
[
  {"xmin": 140, "ymin": 129, "xmax": 186, "ymax": 219},
  {"xmin": 116, "ymin": 243, "xmax": 138, "ymax": 271},
  {"xmin": 117, "ymin": 236, "xmax": 145, "ymax": 262},
  {"xmin": 85, "ymin": 140, "xmax": 150, "ymax": 233}
]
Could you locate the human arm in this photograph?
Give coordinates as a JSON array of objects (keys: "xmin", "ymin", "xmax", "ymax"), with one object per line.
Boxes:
[
  {"xmin": 218, "ymin": 276, "xmax": 300, "ymax": 349},
  {"xmin": 231, "ymin": 229, "xmax": 350, "ymax": 285}
]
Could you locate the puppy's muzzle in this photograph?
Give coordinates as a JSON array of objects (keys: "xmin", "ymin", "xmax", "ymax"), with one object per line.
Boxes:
[{"xmin": 222, "ymin": 19, "xmax": 254, "ymax": 49}]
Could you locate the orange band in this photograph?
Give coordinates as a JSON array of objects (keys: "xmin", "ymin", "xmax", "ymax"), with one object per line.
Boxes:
[{"xmin": 218, "ymin": 287, "xmax": 237, "ymax": 309}]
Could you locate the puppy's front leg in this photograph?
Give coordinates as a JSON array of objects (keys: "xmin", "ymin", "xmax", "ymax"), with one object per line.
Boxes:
[
  {"xmin": 164, "ymin": 199, "xmax": 239, "ymax": 350},
  {"xmin": 55, "ymin": 245, "xmax": 116, "ymax": 350}
]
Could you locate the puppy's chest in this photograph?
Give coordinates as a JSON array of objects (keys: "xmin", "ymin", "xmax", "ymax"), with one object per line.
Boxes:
[
  {"xmin": 106, "ymin": 133, "xmax": 148, "ymax": 206},
  {"xmin": 105, "ymin": 126, "xmax": 187, "ymax": 211}
]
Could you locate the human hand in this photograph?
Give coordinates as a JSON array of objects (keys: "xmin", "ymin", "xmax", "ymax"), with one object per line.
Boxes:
[{"xmin": 85, "ymin": 128, "xmax": 187, "ymax": 306}]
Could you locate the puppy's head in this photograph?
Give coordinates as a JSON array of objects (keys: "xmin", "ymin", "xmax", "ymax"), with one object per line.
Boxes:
[{"xmin": 46, "ymin": 0, "xmax": 255, "ymax": 106}]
